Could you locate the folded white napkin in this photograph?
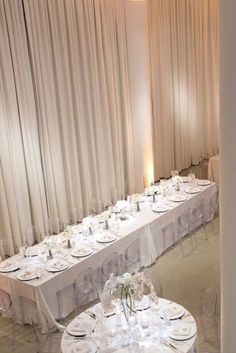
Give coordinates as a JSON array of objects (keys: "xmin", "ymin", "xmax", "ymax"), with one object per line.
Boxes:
[
  {"xmin": 171, "ymin": 324, "xmax": 192, "ymax": 337},
  {"xmin": 74, "ymin": 247, "xmax": 89, "ymax": 255},
  {"xmin": 71, "ymin": 342, "xmax": 91, "ymax": 353},
  {"xmin": 51, "ymin": 261, "xmax": 66, "ymax": 269},
  {"xmin": 1, "ymin": 262, "xmax": 14, "ymax": 269},
  {"xmin": 168, "ymin": 306, "xmax": 183, "ymax": 318},
  {"xmin": 69, "ymin": 321, "xmax": 86, "ymax": 333},
  {"xmin": 20, "ymin": 270, "xmax": 34, "ymax": 278}
]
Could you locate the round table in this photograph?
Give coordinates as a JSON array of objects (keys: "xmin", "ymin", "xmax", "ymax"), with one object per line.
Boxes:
[{"xmin": 61, "ymin": 298, "xmax": 197, "ymax": 353}]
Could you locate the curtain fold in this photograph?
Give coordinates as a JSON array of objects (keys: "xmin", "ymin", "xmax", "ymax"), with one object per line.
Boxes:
[
  {"xmin": 148, "ymin": 0, "xmax": 219, "ymax": 180},
  {"xmin": 0, "ymin": 0, "xmax": 219, "ymax": 252},
  {"xmin": 0, "ymin": 0, "xmax": 135, "ymax": 250},
  {"xmin": 0, "ymin": 0, "xmax": 48, "ymax": 253}
]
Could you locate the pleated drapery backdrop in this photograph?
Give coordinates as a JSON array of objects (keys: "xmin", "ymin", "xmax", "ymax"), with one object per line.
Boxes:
[
  {"xmin": 0, "ymin": 0, "xmax": 135, "ymax": 253},
  {"xmin": 148, "ymin": 0, "xmax": 219, "ymax": 180},
  {"xmin": 0, "ymin": 0, "xmax": 219, "ymax": 254}
]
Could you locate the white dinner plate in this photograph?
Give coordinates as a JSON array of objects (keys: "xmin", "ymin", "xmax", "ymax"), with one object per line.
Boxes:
[
  {"xmin": 181, "ymin": 176, "xmax": 191, "ymax": 183},
  {"xmin": 70, "ymin": 341, "xmax": 97, "ymax": 353},
  {"xmin": 185, "ymin": 187, "xmax": 201, "ymax": 194},
  {"xmin": 16, "ymin": 269, "xmax": 38, "ymax": 281},
  {"xmin": 0, "ymin": 261, "xmax": 19, "ymax": 273},
  {"xmin": 71, "ymin": 247, "xmax": 93, "ymax": 258},
  {"xmin": 95, "ymin": 233, "xmax": 117, "ymax": 243},
  {"xmin": 67, "ymin": 318, "xmax": 96, "ymax": 337},
  {"xmin": 160, "ymin": 303, "xmax": 185, "ymax": 320},
  {"xmin": 198, "ymin": 179, "xmax": 211, "ymax": 186},
  {"xmin": 46, "ymin": 259, "xmax": 69, "ymax": 272},
  {"xmin": 169, "ymin": 323, "xmax": 196, "ymax": 341},
  {"xmin": 170, "ymin": 194, "xmax": 187, "ymax": 203},
  {"xmin": 152, "ymin": 204, "xmax": 170, "ymax": 213},
  {"xmin": 25, "ymin": 247, "xmax": 44, "ymax": 257}
]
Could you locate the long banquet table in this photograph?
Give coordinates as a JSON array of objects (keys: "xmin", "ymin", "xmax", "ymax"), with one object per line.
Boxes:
[{"xmin": 0, "ymin": 181, "xmax": 217, "ymax": 329}]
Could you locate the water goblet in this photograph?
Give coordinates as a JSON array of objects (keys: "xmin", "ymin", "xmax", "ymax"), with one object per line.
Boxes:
[
  {"xmin": 121, "ymin": 324, "xmax": 130, "ymax": 347},
  {"xmin": 140, "ymin": 313, "xmax": 150, "ymax": 337}
]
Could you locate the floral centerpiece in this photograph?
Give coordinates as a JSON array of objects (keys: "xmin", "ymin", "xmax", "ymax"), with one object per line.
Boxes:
[
  {"xmin": 98, "ymin": 210, "xmax": 111, "ymax": 222},
  {"xmin": 101, "ymin": 272, "xmax": 159, "ymax": 322},
  {"xmin": 172, "ymin": 175, "xmax": 183, "ymax": 191},
  {"xmin": 129, "ymin": 194, "xmax": 142, "ymax": 203},
  {"xmin": 144, "ymin": 185, "xmax": 159, "ymax": 196},
  {"xmin": 82, "ymin": 216, "xmax": 98, "ymax": 235},
  {"xmin": 63, "ymin": 226, "xmax": 74, "ymax": 238}
]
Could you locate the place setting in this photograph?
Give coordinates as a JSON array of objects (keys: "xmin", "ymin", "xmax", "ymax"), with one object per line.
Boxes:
[
  {"xmin": 95, "ymin": 232, "xmax": 117, "ymax": 244},
  {"xmin": 66, "ymin": 315, "xmax": 96, "ymax": 338},
  {"xmin": 16, "ymin": 268, "xmax": 41, "ymax": 281},
  {"xmin": 169, "ymin": 194, "xmax": 187, "ymax": 203},
  {"xmin": 184, "ymin": 186, "xmax": 201, "ymax": 194},
  {"xmin": 152, "ymin": 203, "xmax": 170, "ymax": 213},
  {"xmin": 197, "ymin": 179, "xmax": 212, "ymax": 186},
  {"xmin": 71, "ymin": 245, "xmax": 93, "ymax": 258},
  {"xmin": 0, "ymin": 260, "xmax": 20, "ymax": 273},
  {"xmin": 46, "ymin": 258, "xmax": 70, "ymax": 273}
]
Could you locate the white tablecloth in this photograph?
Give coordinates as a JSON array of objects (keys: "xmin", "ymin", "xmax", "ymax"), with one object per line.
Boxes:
[
  {"xmin": 208, "ymin": 155, "xmax": 220, "ymax": 189},
  {"xmin": 61, "ymin": 298, "xmax": 197, "ymax": 353},
  {"xmin": 0, "ymin": 182, "xmax": 217, "ymax": 330}
]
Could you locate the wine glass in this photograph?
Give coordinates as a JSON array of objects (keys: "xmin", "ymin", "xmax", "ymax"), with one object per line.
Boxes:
[
  {"xmin": 140, "ymin": 313, "xmax": 150, "ymax": 337},
  {"xmin": 171, "ymin": 170, "xmax": 179, "ymax": 178},
  {"xmin": 188, "ymin": 170, "xmax": 195, "ymax": 185}
]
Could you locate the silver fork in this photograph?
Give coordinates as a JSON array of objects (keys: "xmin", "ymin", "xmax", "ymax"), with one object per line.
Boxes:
[{"xmin": 164, "ymin": 342, "xmax": 182, "ymax": 353}]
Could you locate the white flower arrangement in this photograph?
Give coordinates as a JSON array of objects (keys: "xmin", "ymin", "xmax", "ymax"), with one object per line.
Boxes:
[
  {"xmin": 115, "ymin": 200, "xmax": 130, "ymax": 212},
  {"xmin": 130, "ymin": 194, "xmax": 142, "ymax": 203},
  {"xmin": 42, "ymin": 237, "xmax": 55, "ymax": 248},
  {"xmin": 98, "ymin": 210, "xmax": 111, "ymax": 222},
  {"xmin": 172, "ymin": 175, "xmax": 183, "ymax": 191},
  {"xmin": 145, "ymin": 185, "xmax": 159, "ymax": 196},
  {"xmin": 63, "ymin": 226, "xmax": 73, "ymax": 238},
  {"xmin": 101, "ymin": 272, "xmax": 159, "ymax": 320},
  {"xmin": 172, "ymin": 175, "xmax": 183, "ymax": 184},
  {"xmin": 82, "ymin": 216, "xmax": 95, "ymax": 225}
]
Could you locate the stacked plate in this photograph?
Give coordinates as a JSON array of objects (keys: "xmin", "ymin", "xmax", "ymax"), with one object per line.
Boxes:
[
  {"xmin": 185, "ymin": 186, "xmax": 201, "ymax": 194},
  {"xmin": 169, "ymin": 323, "xmax": 196, "ymax": 341},
  {"xmin": 71, "ymin": 246, "xmax": 93, "ymax": 258},
  {"xmin": 46, "ymin": 259, "xmax": 69, "ymax": 272},
  {"xmin": 16, "ymin": 269, "xmax": 38, "ymax": 281},
  {"xmin": 160, "ymin": 303, "xmax": 185, "ymax": 321},
  {"xmin": 0, "ymin": 261, "xmax": 19, "ymax": 273},
  {"xmin": 95, "ymin": 233, "xmax": 117, "ymax": 243},
  {"xmin": 198, "ymin": 179, "xmax": 211, "ymax": 186},
  {"xmin": 70, "ymin": 341, "xmax": 97, "ymax": 353},
  {"xmin": 152, "ymin": 204, "xmax": 170, "ymax": 213},
  {"xmin": 67, "ymin": 317, "xmax": 96, "ymax": 337},
  {"xmin": 169, "ymin": 194, "xmax": 187, "ymax": 202}
]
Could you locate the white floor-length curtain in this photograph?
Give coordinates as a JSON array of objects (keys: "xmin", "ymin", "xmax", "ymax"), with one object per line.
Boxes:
[
  {"xmin": 0, "ymin": 0, "xmax": 135, "ymax": 251},
  {"xmin": 23, "ymin": 0, "xmax": 135, "ymax": 219},
  {"xmin": 148, "ymin": 0, "xmax": 219, "ymax": 180},
  {"xmin": 0, "ymin": 0, "xmax": 48, "ymax": 253}
]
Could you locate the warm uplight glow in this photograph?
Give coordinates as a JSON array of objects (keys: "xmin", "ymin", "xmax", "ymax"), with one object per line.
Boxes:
[{"xmin": 145, "ymin": 163, "xmax": 154, "ymax": 187}]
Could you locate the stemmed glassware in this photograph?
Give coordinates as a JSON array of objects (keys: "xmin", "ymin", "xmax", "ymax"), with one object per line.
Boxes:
[
  {"xmin": 188, "ymin": 170, "xmax": 196, "ymax": 185},
  {"xmin": 140, "ymin": 312, "xmax": 150, "ymax": 337},
  {"xmin": 171, "ymin": 170, "xmax": 179, "ymax": 178}
]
